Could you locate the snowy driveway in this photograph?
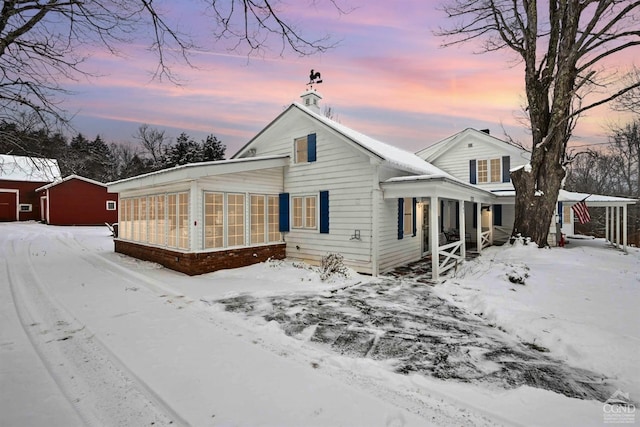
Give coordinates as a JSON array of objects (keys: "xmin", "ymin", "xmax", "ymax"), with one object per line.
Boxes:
[{"xmin": 215, "ymin": 270, "xmax": 615, "ymax": 402}]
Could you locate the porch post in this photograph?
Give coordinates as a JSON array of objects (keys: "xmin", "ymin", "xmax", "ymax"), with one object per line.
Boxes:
[
  {"xmin": 605, "ymin": 206, "xmax": 610, "ymax": 244},
  {"xmin": 190, "ymin": 181, "xmax": 200, "ymax": 251},
  {"xmin": 615, "ymin": 206, "xmax": 621, "ymax": 249},
  {"xmin": 623, "ymin": 204, "xmax": 628, "ymax": 253},
  {"xmin": 430, "ymin": 196, "xmax": 440, "ymax": 280},
  {"xmin": 476, "ymin": 203, "xmax": 482, "ymax": 253},
  {"xmin": 459, "ymin": 200, "xmax": 466, "ymax": 259}
]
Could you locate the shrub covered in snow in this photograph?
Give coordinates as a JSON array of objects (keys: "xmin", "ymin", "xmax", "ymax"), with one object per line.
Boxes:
[{"xmin": 319, "ymin": 253, "xmax": 350, "ymax": 281}]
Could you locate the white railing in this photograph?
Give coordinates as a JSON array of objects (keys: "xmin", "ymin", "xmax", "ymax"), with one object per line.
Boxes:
[
  {"xmin": 481, "ymin": 230, "xmax": 492, "ymax": 249},
  {"xmin": 438, "ymin": 240, "xmax": 463, "ymax": 274}
]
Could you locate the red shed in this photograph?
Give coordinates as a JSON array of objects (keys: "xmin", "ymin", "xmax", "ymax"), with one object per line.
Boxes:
[
  {"xmin": 37, "ymin": 175, "xmax": 118, "ymax": 225},
  {"xmin": 0, "ymin": 155, "xmax": 61, "ymax": 221}
]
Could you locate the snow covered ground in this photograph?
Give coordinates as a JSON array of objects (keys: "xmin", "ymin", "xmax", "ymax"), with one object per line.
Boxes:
[{"xmin": 1, "ymin": 223, "xmax": 638, "ymax": 426}]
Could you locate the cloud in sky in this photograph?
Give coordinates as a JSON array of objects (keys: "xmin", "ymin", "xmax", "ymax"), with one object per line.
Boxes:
[{"xmin": 61, "ymin": 1, "xmax": 629, "ymax": 155}]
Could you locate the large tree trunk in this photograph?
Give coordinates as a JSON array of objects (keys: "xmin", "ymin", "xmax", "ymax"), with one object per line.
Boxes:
[{"xmin": 511, "ymin": 150, "xmax": 565, "ymax": 246}]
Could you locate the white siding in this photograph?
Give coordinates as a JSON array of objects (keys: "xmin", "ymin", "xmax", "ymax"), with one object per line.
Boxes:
[
  {"xmin": 247, "ymin": 110, "xmax": 376, "ymax": 273},
  {"xmin": 377, "ymin": 197, "xmax": 422, "ymax": 272},
  {"xmin": 419, "ymin": 134, "xmax": 529, "ymax": 191}
]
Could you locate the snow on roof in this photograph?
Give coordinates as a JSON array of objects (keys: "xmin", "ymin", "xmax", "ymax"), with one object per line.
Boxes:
[
  {"xmin": 0, "ymin": 154, "xmax": 61, "ymax": 182},
  {"xmin": 107, "ymin": 155, "xmax": 289, "ymax": 187},
  {"xmin": 492, "ymin": 189, "xmax": 636, "ymax": 204},
  {"xmin": 294, "ymin": 103, "xmax": 448, "ymax": 176},
  {"xmin": 36, "ymin": 174, "xmax": 107, "ymax": 192},
  {"xmin": 558, "ymin": 190, "xmax": 637, "ymax": 203}
]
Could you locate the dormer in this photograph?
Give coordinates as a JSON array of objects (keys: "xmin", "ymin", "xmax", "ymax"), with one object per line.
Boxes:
[{"xmin": 300, "ymin": 88, "xmax": 322, "ymax": 113}]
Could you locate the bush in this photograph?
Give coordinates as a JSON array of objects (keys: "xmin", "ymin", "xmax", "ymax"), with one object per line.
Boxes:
[{"xmin": 319, "ymin": 253, "xmax": 349, "ymax": 281}]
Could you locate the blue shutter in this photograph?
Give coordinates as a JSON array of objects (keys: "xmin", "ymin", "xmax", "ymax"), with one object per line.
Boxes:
[
  {"xmin": 455, "ymin": 201, "xmax": 460, "ymax": 230},
  {"xmin": 469, "ymin": 160, "xmax": 477, "ymax": 184},
  {"xmin": 440, "ymin": 200, "xmax": 445, "ymax": 231},
  {"xmin": 473, "ymin": 203, "xmax": 478, "ymax": 229},
  {"xmin": 502, "ymin": 156, "xmax": 510, "ymax": 182},
  {"xmin": 397, "ymin": 198, "xmax": 404, "ymax": 240},
  {"xmin": 319, "ymin": 191, "xmax": 329, "ymax": 233},
  {"xmin": 412, "ymin": 198, "xmax": 417, "ymax": 237},
  {"xmin": 557, "ymin": 202, "xmax": 563, "ymax": 226},
  {"xmin": 279, "ymin": 193, "xmax": 290, "ymax": 232},
  {"xmin": 493, "ymin": 204, "xmax": 502, "ymax": 226},
  {"xmin": 307, "ymin": 133, "xmax": 317, "ymax": 162}
]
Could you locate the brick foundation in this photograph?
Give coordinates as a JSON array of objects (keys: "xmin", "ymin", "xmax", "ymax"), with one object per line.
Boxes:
[{"xmin": 114, "ymin": 240, "xmax": 286, "ymax": 276}]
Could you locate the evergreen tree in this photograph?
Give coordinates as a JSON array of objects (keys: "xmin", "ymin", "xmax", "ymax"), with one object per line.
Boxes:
[{"xmin": 202, "ymin": 134, "xmax": 226, "ymax": 161}]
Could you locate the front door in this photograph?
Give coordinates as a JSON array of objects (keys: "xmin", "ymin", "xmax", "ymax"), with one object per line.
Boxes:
[{"xmin": 422, "ymin": 202, "xmax": 430, "ymax": 255}]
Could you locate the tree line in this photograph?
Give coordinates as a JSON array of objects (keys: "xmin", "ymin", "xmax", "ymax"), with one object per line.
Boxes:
[{"xmin": 0, "ymin": 119, "xmax": 226, "ymax": 183}]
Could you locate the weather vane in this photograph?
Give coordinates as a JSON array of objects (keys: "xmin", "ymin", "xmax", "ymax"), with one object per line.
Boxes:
[{"xmin": 307, "ymin": 69, "xmax": 323, "ymax": 88}]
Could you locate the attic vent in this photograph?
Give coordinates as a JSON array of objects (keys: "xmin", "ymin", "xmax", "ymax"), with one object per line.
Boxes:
[
  {"xmin": 480, "ymin": 129, "xmax": 490, "ymax": 134},
  {"xmin": 468, "ymin": 143, "xmax": 473, "ymax": 148}
]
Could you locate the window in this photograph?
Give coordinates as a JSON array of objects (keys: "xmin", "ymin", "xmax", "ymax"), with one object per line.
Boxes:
[
  {"xmin": 132, "ymin": 198, "xmax": 140, "ymax": 241},
  {"xmin": 227, "ymin": 193, "xmax": 245, "ymax": 246},
  {"xmin": 106, "ymin": 200, "xmax": 116, "ymax": 210},
  {"xmin": 490, "ymin": 158, "xmax": 501, "ymax": 182},
  {"xmin": 167, "ymin": 194, "xmax": 177, "ymax": 248},
  {"xmin": 120, "ymin": 199, "xmax": 131, "ymax": 239},
  {"xmin": 251, "ymin": 195, "xmax": 266, "ymax": 244},
  {"xmin": 292, "ymin": 197, "xmax": 303, "ymax": 228},
  {"xmin": 204, "ymin": 192, "xmax": 224, "ymax": 249},
  {"xmin": 477, "ymin": 160, "xmax": 488, "ymax": 183},
  {"xmin": 477, "ymin": 158, "xmax": 501, "ymax": 183},
  {"xmin": 156, "ymin": 195, "xmax": 166, "ymax": 246},
  {"xmin": 564, "ymin": 205, "xmax": 572, "ymax": 224},
  {"xmin": 267, "ymin": 196, "xmax": 280, "ymax": 242},
  {"xmin": 292, "ymin": 195, "xmax": 317, "ymax": 229},
  {"xmin": 148, "ymin": 196, "xmax": 157, "ymax": 244},
  {"xmin": 19, "ymin": 204, "xmax": 32, "ymax": 212},
  {"xmin": 294, "ymin": 133, "xmax": 316, "ymax": 163},
  {"xmin": 139, "ymin": 197, "xmax": 147, "ymax": 242},
  {"xmin": 403, "ymin": 197, "xmax": 413, "ymax": 235},
  {"xmin": 178, "ymin": 193, "xmax": 189, "ymax": 249},
  {"xmin": 295, "ymin": 137, "xmax": 308, "ymax": 163}
]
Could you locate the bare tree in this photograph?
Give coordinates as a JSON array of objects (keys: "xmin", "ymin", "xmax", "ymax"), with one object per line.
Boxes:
[
  {"xmin": 614, "ymin": 66, "xmax": 640, "ymax": 114},
  {"xmin": 0, "ymin": 1, "xmax": 342, "ymax": 126},
  {"xmin": 134, "ymin": 124, "xmax": 168, "ymax": 166},
  {"xmin": 439, "ymin": 1, "xmax": 640, "ymax": 246}
]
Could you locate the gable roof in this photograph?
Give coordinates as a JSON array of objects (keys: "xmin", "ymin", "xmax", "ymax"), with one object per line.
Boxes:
[
  {"xmin": 234, "ymin": 103, "xmax": 453, "ymax": 177},
  {"xmin": 36, "ymin": 174, "xmax": 107, "ymax": 192},
  {"xmin": 0, "ymin": 154, "xmax": 61, "ymax": 182},
  {"xmin": 416, "ymin": 128, "xmax": 527, "ymax": 163}
]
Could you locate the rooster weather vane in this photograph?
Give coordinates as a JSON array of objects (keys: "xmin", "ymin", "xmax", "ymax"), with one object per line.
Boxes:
[{"xmin": 307, "ymin": 69, "xmax": 323, "ymax": 88}]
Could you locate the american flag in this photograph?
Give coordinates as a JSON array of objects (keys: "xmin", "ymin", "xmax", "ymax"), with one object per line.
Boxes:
[{"xmin": 571, "ymin": 200, "xmax": 591, "ymax": 224}]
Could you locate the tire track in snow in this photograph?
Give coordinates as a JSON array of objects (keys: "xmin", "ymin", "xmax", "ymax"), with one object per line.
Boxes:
[{"xmin": 3, "ymin": 227, "xmax": 185, "ymax": 426}]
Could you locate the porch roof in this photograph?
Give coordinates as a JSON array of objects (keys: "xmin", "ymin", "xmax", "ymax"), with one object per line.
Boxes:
[
  {"xmin": 492, "ymin": 189, "xmax": 637, "ymax": 207},
  {"xmin": 381, "ymin": 174, "xmax": 496, "ymax": 203},
  {"xmin": 107, "ymin": 155, "xmax": 289, "ymax": 192}
]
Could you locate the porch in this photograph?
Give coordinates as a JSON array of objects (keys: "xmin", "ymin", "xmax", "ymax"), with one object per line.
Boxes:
[{"xmin": 381, "ymin": 175, "xmax": 496, "ymax": 280}]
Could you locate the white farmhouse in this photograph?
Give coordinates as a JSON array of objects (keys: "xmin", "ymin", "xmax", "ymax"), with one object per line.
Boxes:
[{"xmin": 108, "ymin": 91, "xmax": 635, "ymax": 279}]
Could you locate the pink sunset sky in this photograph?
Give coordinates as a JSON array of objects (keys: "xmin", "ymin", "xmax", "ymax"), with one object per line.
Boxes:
[{"xmin": 64, "ymin": 1, "xmax": 636, "ymax": 156}]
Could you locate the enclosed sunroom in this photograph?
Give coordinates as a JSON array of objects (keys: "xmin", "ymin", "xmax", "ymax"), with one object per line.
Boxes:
[{"xmin": 107, "ymin": 156, "xmax": 289, "ymax": 275}]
